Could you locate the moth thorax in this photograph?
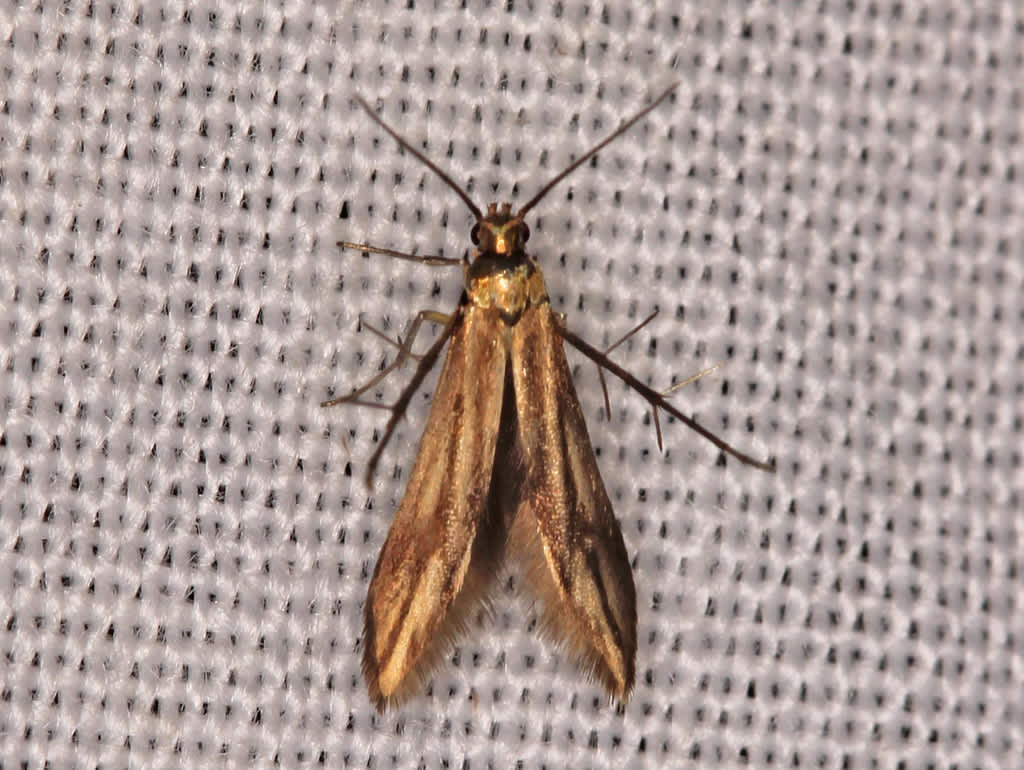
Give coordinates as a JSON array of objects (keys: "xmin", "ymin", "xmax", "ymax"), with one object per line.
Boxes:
[{"xmin": 465, "ymin": 257, "xmax": 534, "ymax": 321}]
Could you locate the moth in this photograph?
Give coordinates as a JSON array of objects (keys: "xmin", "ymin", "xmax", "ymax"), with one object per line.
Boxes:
[{"xmin": 325, "ymin": 84, "xmax": 774, "ymax": 711}]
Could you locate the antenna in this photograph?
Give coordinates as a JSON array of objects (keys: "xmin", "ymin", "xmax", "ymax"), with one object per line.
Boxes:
[
  {"xmin": 354, "ymin": 96, "xmax": 483, "ymax": 220},
  {"xmin": 517, "ymin": 82, "xmax": 680, "ymax": 218}
]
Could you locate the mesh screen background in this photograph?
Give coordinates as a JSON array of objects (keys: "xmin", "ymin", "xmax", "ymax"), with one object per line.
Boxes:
[{"xmin": 2, "ymin": 1, "xmax": 1021, "ymax": 767}]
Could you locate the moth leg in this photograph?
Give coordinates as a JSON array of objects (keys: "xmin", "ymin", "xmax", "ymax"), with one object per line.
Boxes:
[
  {"xmin": 588, "ymin": 310, "xmax": 719, "ymax": 434},
  {"xmin": 322, "ymin": 309, "xmax": 460, "ymax": 484},
  {"xmin": 360, "ymin": 320, "xmax": 426, "ymax": 363},
  {"xmin": 639, "ymin": 362, "xmax": 725, "ymax": 450},
  {"xmin": 321, "ymin": 309, "xmax": 450, "ymax": 408},
  {"xmin": 660, "ymin": 362, "xmax": 723, "ymax": 395},
  {"xmin": 557, "ymin": 320, "xmax": 775, "ymax": 472},
  {"xmin": 594, "ymin": 310, "xmax": 660, "ymax": 420},
  {"xmin": 338, "ymin": 240, "xmax": 464, "ymax": 267}
]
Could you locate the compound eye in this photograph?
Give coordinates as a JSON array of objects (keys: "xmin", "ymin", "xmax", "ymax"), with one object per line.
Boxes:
[
  {"xmin": 521, "ymin": 223, "xmax": 530, "ymax": 243},
  {"xmin": 470, "ymin": 223, "xmax": 480, "ymax": 245}
]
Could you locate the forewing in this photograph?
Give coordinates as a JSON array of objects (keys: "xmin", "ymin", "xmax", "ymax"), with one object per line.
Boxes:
[
  {"xmin": 509, "ymin": 304, "xmax": 638, "ymax": 699},
  {"xmin": 362, "ymin": 303, "xmax": 507, "ymax": 710}
]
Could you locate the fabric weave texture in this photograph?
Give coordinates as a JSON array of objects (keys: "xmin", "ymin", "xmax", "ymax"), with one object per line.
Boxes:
[{"xmin": 1, "ymin": 1, "xmax": 1020, "ymax": 767}]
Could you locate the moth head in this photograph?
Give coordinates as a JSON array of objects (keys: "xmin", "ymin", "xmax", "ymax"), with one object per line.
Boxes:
[{"xmin": 471, "ymin": 202, "xmax": 531, "ymax": 258}]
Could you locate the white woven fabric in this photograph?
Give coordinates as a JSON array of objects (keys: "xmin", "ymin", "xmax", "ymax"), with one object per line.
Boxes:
[{"xmin": 2, "ymin": 1, "xmax": 1021, "ymax": 767}]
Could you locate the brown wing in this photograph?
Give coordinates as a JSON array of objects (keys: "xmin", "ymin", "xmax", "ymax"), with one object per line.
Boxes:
[
  {"xmin": 362, "ymin": 302, "xmax": 508, "ymax": 711},
  {"xmin": 509, "ymin": 303, "xmax": 637, "ymax": 700}
]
